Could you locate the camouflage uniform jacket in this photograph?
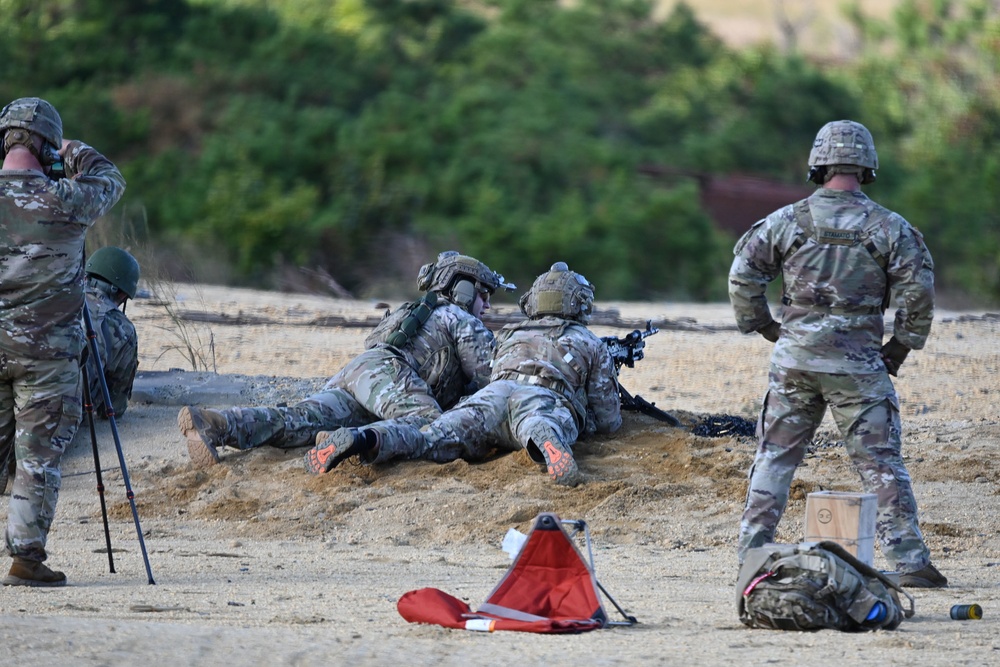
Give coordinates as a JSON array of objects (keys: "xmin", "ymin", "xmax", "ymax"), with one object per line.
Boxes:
[
  {"xmin": 355, "ymin": 298, "xmax": 495, "ymax": 410},
  {"xmin": 85, "ymin": 282, "xmax": 138, "ymax": 418},
  {"xmin": 729, "ymin": 188, "xmax": 935, "ymax": 374},
  {"xmin": 0, "ymin": 141, "xmax": 127, "ymax": 360},
  {"xmin": 490, "ymin": 316, "xmax": 621, "ymax": 435}
]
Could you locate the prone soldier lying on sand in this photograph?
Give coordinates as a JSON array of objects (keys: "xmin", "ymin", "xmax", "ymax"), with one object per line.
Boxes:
[
  {"xmin": 304, "ymin": 262, "xmax": 622, "ymax": 487},
  {"xmin": 178, "ymin": 251, "xmax": 513, "ymax": 468}
]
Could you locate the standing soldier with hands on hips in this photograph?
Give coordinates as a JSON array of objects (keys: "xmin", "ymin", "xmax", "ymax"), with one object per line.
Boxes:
[
  {"xmin": 729, "ymin": 120, "xmax": 946, "ymax": 588},
  {"xmin": 0, "ymin": 97, "xmax": 126, "ymax": 586}
]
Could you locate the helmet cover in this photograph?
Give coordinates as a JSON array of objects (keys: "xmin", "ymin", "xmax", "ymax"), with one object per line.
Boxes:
[
  {"xmin": 808, "ymin": 120, "xmax": 878, "ymax": 170},
  {"xmin": 416, "ymin": 250, "xmax": 514, "ymax": 297},
  {"xmin": 519, "ymin": 262, "xmax": 595, "ymax": 323},
  {"xmin": 0, "ymin": 97, "xmax": 63, "ymax": 154}
]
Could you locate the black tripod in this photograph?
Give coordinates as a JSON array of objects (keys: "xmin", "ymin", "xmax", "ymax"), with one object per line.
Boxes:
[{"xmin": 82, "ymin": 301, "xmax": 155, "ymax": 585}]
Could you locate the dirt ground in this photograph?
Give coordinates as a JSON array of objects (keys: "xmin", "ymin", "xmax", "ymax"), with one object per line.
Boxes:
[{"xmin": 1, "ymin": 284, "xmax": 997, "ymax": 666}]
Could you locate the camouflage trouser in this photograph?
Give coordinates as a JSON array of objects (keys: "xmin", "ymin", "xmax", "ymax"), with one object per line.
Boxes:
[
  {"xmin": 219, "ymin": 350, "xmax": 442, "ymax": 450},
  {"xmin": 738, "ymin": 364, "xmax": 931, "ymax": 573},
  {"xmin": 371, "ymin": 380, "xmax": 579, "ymax": 465},
  {"xmin": 1, "ymin": 354, "xmax": 83, "ymax": 562}
]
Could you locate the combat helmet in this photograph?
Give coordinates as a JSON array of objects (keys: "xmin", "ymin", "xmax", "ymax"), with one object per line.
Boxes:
[
  {"xmin": 86, "ymin": 247, "xmax": 141, "ymax": 299},
  {"xmin": 519, "ymin": 262, "xmax": 595, "ymax": 323},
  {"xmin": 807, "ymin": 120, "xmax": 878, "ymax": 185},
  {"xmin": 416, "ymin": 250, "xmax": 514, "ymax": 312},
  {"xmin": 0, "ymin": 97, "xmax": 63, "ymax": 165}
]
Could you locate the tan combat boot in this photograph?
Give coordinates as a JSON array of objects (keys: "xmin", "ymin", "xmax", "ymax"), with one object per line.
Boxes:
[
  {"xmin": 2, "ymin": 557, "xmax": 67, "ymax": 587},
  {"xmin": 178, "ymin": 406, "xmax": 231, "ymax": 468}
]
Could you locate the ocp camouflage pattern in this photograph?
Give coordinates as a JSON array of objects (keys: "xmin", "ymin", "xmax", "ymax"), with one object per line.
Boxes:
[
  {"xmin": 2, "ymin": 357, "xmax": 82, "ymax": 561},
  {"xmin": 729, "ymin": 189, "xmax": 934, "ymax": 374},
  {"xmin": 738, "ymin": 366, "xmax": 932, "ymax": 572},
  {"xmin": 369, "ymin": 315, "xmax": 622, "ymax": 464},
  {"xmin": 363, "ymin": 300, "xmax": 495, "ymax": 410},
  {"xmin": 2, "ymin": 139, "xmax": 125, "ymax": 561},
  {"xmin": 731, "ymin": 188, "xmax": 936, "ymax": 575},
  {"xmin": 205, "ymin": 299, "xmax": 495, "ymax": 450},
  {"xmin": 0, "ymin": 141, "xmax": 127, "ymax": 360},
  {"xmin": 84, "ymin": 281, "xmax": 138, "ymax": 419}
]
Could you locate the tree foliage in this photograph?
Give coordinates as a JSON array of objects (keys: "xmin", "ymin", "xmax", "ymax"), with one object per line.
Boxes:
[
  {"xmin": 1, "ymin": 0, "xmax": 997, "ymax": 304},
  {"xmin": 843, "ymin": 0, "xmax": 1000, "ymax": 301}
]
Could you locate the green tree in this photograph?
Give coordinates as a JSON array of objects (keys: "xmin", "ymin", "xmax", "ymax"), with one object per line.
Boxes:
[{"xmin": 845, "ymin": 0, "xmax": 1000, "ymax": 301}]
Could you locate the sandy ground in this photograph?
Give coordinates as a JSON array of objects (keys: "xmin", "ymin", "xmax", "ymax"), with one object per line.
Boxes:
[{"xmin": 1, "ymin": 284, "xmax": 998, "ymax": 666}]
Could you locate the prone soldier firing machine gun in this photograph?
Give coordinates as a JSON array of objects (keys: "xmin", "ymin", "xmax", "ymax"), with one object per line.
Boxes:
[{"xmin": 601, "ymin": 321, "xmax": 680, "ymax": 427}]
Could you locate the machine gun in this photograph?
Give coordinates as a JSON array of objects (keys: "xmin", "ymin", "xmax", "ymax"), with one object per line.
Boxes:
[{"xmin": 601, "ymin": 321, "xmax": 680, "ymax": 427}]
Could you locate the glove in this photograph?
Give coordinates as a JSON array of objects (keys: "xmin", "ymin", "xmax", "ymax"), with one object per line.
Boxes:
[
  {"xmin": 880, "ymin": 336, "xmax": 910, "ymax": 376},
  {"xmin": 757, "ymin": 321, "xmax": 781, "ymax": 343}
]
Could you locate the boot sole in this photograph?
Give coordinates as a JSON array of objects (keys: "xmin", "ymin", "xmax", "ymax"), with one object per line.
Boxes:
[
  {"xmin": 305, "ymin": 430, "xmax": 363, "ymax": 474},
  {"xmin": 541, "ymin": 441, "xmax": 582, "ymax": 487},
  {"xmin": 898, "ymin": 577, "xmax": 948, "ymax": 588},
  {"xmin": 178, "ymin": 407, "xmax": 220, "ymax": 468}
]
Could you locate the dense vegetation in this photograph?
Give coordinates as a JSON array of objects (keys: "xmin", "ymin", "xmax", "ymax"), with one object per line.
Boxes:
[{"xmin": 2, "ymin": 0, "xmax": 998, "ymax": 304}]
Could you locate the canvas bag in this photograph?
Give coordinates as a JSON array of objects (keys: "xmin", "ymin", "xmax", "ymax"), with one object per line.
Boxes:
[{"xmin": 736, "ymin": 541, "xmax": 915, "ymax": 632}]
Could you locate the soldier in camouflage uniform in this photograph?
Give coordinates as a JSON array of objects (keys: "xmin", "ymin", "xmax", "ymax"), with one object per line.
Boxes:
[
  {"xmin": 0, "ymin": 97, "xmax": 126, "ymax": 586},
  {"xmin": 83, "ymin": 246, "xmax": 140, "ymax": 420},
  {"xmin": 729, "ymin": 120, "xmax": 946, "ymax": 588},
  {"xmin": 179, "ymin": 251, "xmax": 512, "ymax": 471},
  {"xmin": 309, "ymin": 262, "xmax": 621, "ymax": 487}
]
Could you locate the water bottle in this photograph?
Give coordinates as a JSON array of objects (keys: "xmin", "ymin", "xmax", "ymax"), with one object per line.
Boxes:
[
  {"xmin": 865, "ymin": 602, "xmax": 887, "ymax": 624},
  {"xmin": 950, "ymin": 604, "xmax": 983, "ymax": 620}
]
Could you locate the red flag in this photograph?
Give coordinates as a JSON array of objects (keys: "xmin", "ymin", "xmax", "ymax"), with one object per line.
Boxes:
[{"xmin": 397, "ymin": 513, "xmax": 610, "ymax": 634}]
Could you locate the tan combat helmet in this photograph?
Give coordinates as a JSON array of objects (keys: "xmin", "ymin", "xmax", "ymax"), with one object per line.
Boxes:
[
  {"xmin": 416, "ymin": 250, "xmax": 515, "ymax": 312},
  {"xmin": 518, "ymin": 262, "xmax": 595, "ymax": 324},
  {"xmin": 0, "ymin": 97, "xmax": 63, "ymax": 165},
  {"xmin": 807, "ymin": 120, "xmax": 878, "ymax": 185}
]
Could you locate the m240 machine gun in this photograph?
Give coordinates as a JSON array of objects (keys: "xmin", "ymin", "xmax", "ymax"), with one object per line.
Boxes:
[{"xmin": 600, "ymin": 321, "xmax": 680, "ymax": 427}]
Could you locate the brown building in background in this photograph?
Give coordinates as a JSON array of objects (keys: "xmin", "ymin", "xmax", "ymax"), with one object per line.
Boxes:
[{"xmin": 639, "ymin": 165, "xmax": 815, "ymax": 236}]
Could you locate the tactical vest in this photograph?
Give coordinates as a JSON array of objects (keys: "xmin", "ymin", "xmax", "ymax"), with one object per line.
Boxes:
[
  {"xmin": 364, "ymin": 291, "xmax": 440, "ymax": 350},
  {"xmin": 782, "ymin": 199, "xmax": 891, "ymax": 315},
  {"xmin": 491, "ymin": 318, "xmax": 590, "ymax": 426}
]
